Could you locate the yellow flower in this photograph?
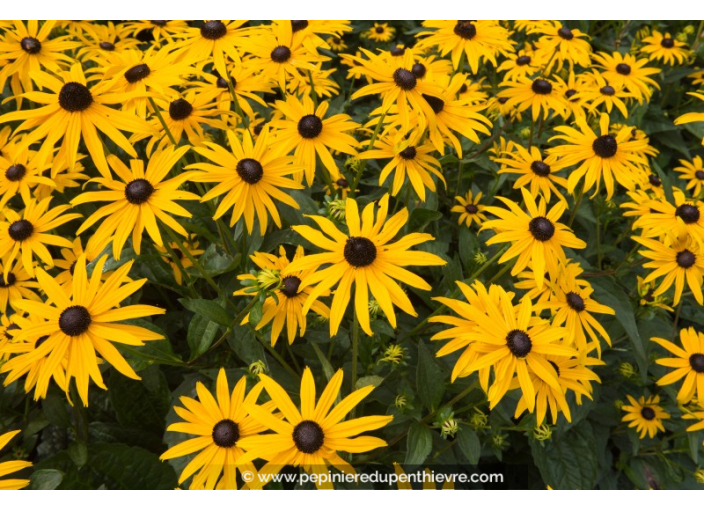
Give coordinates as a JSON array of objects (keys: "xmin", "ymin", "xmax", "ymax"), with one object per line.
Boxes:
[
  {"xmin": 451, "ymin": 190, "xmax": 487, "ymax": 228},
  {"xmin": 0, "ymin": 430, "xmax": 31, "ymax": 490},
  {"xmin": 652, "ymin": 327, "xmax": 704, "ymax": 403},
  {"xmin": 364, "ymin": 23, "xmax": 395, "ymax": 42},
  {"xmin": 621, "ymin": 395, "xmax": 670, "ymax": 439}
]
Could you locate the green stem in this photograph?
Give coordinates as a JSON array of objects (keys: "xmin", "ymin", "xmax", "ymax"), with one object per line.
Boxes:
[
  {"xmin": 350, "ymin": 112, "xmax": 386, "ymax": 196},
  {"xmin": 251, "ymin": 327, "xmax": 300, "ymax": 379},
  {"xmin": 567, "ymin": 184, "xmax": 585, "ymax": 228},
  {"xmin": 148, "ymin": 97, "xmax": 177, "ymax": 146},
  {"xmin": 351, "ymin": 310, "xmax": 360, "ymax": 395}
]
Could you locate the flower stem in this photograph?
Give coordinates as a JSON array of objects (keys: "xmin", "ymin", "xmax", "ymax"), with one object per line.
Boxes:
[
  {"xmin": 350, "ymin": 112, "xmax": 386, "ymax": 195},
  {"xmin": 148, "ymin": 96, "xmax": 178, "ymax": 146}
]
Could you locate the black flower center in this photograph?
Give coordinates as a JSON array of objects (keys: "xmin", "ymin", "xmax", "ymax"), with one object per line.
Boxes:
[
  {"xmin": 169, "ymin": 98, "xmax": 193, "ymax": 121},
  {"xmin": 530, "ymin": 161, "xmax": 551, "ymax": 177},
  {"xmin": 281, "ymin": 276, "xmax": 302, "ymax": 298},
  {"xmin": 648, "ymin": 174, "xmax": 662, "ymax": 187},
  {"xmin": 422, "ymin": 94, "xmax": 445, "ymax": 114},
  {"xmin": 689, "ymin": 353, "xmax": 704, "ymax": 373},
  {"xmin": 516, "ymin": 55, "xmax": 531, "ymax": 66},
  {"xmin": 0, "ymin": 272, "xmax": 16, "ymax": 287},
  {"xmin": 676, "ymin": 204, "xmax": 700, "ymax": 224},
  {"xmin": 151, "ymin": 20, "xmax": 167, "ymax": 26},
  {"xmin": 676, "ymin": 249, "xmax": 696, "ymax": 269},
  {"xmin": 124, "ymin": 63, "xmax": 151, "ymax": 84},
  {"xmin": 600, "ymin": 85, "xmax": 615, "ymax": 96},
  {"xmin": 297, "ymin": 115, "xmax": 323, "ymax": 139},
  {"xmin": 212, "ymin": 419, "xmax": 240, "ymax": 448},
  {"xmin": 375, "ymin": 26, "xmax": 385, "ymax": 34},
  {"xmin": 8, "ymin": 219, "xmax": 33, "ymax": 242},
  {"xmin": 201, "ymin": 21, "xmax": 227, "ymax": 40},
  {"xmin": 336, "ymin": 178, "xmax": 349, "ymax": 188},
  {"xmin": 695, "ymin": 170, "xmax": 704, "ymax": 180},
  {"xmin": 99, "ymin": 41, "xmax": 115, "ymax": 51},
  {"xmin": 566, "ymin": 291, "xmax": 586, "ymax": 312},
  {"xmin": 616, "ymin": 63, "xmax": 631, "ymax": 75},
  {"xmin": 465, "ymin": 204, "xmax": 479, "ymax": 214},
  {"xmin": 390, "ymin": 46, "xmax": 405, "ymax": 56},
  {"xmin": 20, "ymin": 37, "xmax": 42, "ymax": 54},
  {"xmin": 215, "ymin": 75, "xmax": 236, "ymax": 90},
  {"xmin": 661, "ymin": 38, "xmax": 675, "ymax": 48},
  {"xmin": 641, "ymin": 407, "xmax": 656, "ymax": 420},
  {"xmin": 498, "ymin": 97, "xmax": 508, "ymax": 104},
  {"xmin": 291, "ymin": 20, "xmax": 308, "ymax": 32},
  {"xmin": 58, "ymin": 82, "xmax": 94, "ymax": 112},
  {"xmin": 344, "ymin": 236, "xmax": 377, "ymax": 267},
  {"xmin": 58, "ymin": 305, "xmax": 92, "ymax": 337},
  {"xmin": 5, "ymin": 164, "xmax": 26, "ymax": 182},
  {"xmin": 528, "ymin": 217, "xmax": 555, "ymax": 241},
  {"xmin": 236, "ymin": 158, "xmax": 264, "ymax": 184},
  {"xmin": 411, "ymin": 62, "xmax": 427, "ymax": 79},
  {"xmin": 271, "ymin": 45, "xmax": 292, "ymax": 63},
  {"xmin": 592, "ymin": 135, "xmax": 618, "ymax": 158},
  {"xmin": 399, "ymin": 146, "xmax": 417, "ymax": 160},
  {"xmin": 454, "ymin": 20, "xmax": 476, "ymax": 40},
  {"xmin": 531, "ymin": 79, "xmax": 552, "ymax": 95},
  {"xmin": 557, "ymin": 26, "xmax": 574, "ymax": 40},
  {"xmin": 393, "ymin": 68, "xmax": 417, "ymax": 90},
  {"xmin": 506, "ymin": 329, "xmax": 532, "ymax": 358},
  {"xmin": 125, "ymin": 178, "xmax": 154, "ymax": 205},
  {"xmin": 643, "ymin": 289, "xmax": 654, "ymax": 302},
  {"xmin": 565, "ymin": 89, "xmax": 577, "ymax": 100},
  {"xmin": 292, "ymin": 420, "xmax": 325, "ymax": 454}
]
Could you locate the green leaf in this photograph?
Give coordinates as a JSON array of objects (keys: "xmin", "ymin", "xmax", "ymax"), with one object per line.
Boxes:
[
  {"xmin": 355, "ymin": 375, "xmax": 384, "ymax": 389},
  {"xmin": 187, "ymin": 314, "xmax": 220, "ymax": 360},
  {"xmin": 311, "ymin": 343, "xmax": 335, "ymax": 381},
  {"xmin": 416, "ymin": 341, "xmax": 445, "ymax": 411},
  {"xmin": 201, "ymin": 243, "xmax": 239, "ymax": 276},
  {"xmin": 408, "ymin": 208, "xmax": 443, "ymax": 232},
  {"xmin": 29, "ymin": 469, "xmax": 64, "ymax": 490},
  {"xmin": 108, "ymin": 367, "xmax": 170, "ymax": 435},
  {"xmin": 457, "ymin": 425, "xmax": 481, "ymax": 465},
  {"xmin": 405, "ymin": 423, "xmax": 433, "ymax": 465},
  {"xmin": 249, "ymin": 300, "xmax": 264, "ymax": 326},
  {"xmin": 179, "ymin": 298, "xmax": 231, "ymax": 327},
  {"xmin": 84, "ymin": 444, "xmax": 177, "ymax": 489}
]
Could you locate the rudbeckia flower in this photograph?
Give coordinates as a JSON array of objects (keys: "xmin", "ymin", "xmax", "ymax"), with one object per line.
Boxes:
[
  {"xmin": 75, "ymin": 21, "xmax": 141, "ymax": 63},
  {"xmin": 675, "ymin": 156, "xmax": 704, "ymax": 196},
  {"xmin": 451, "ymin": 190, "xmax": 487, "ymax": 228},
  {"xmin": 0, "ymin": 430, "xmax": 31, "ymax": 490},
  {"xmin": 633, "ymin": 190, "xmax": 704, "ymax": 251},
  {"xmin": 592, "ymin": 51, "xmax": 660, "ymax": 103},
  {"xmin": 640, "ymin": 30, "xmax": 690, "ymax": 65},
  {"xmin": 498, "ymin": 76, "xmax": 568, "ymax": 121},
  {"xmin": 0, "ymin": 256, "xmax": 40, "ymax": 314},
  {"xmin": 533, "ymin": 21, "xmax": 592, "ymax": 73},
  {"xmin": 155, "ymin": 235, "xmax": 205, "ymax": 286},
  {"xmin": 495, "ymin": 145, "xmax": 569, "ymax": 203},
  {"xmin": 0, "ymin": 139, "xmax": 55, "ymax": 208},
  {"xmin": 122, "ymin": 20, "xmax": 190, "ymax": 46},
  {"xmin": 652, "ymin": 327, "xmax": 704, "ymax": 403},
  {"xmin": 364, "ymin": 22, "xmax": 395, "ymax": 42},
  {"xmin": 621, "ymin": 395, "xmax": 669, "ymax": 439}
]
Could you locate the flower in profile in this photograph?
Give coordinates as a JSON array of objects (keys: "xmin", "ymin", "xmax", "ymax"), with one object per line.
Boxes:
[
  {"xmin": 364, "ymin": 22, "xmax": 395, "ymax": 42},
  {"xmin": 636, "ymin": 275, "xmax": 673, "ymax": 311},
  {"xmin": 533, "ymin": 21, "xmax": 592, "ymax": 73},
  {"xmin": 621, "ymin": 395, "xmax": 669, "ymax": 439},
  {"xmin": 160, "ymin": 368, "xmax": 270, "ymax": 490},
  {"xmin": 548, "ymin": 113, "xmax": 656, "ymax": 199},
  {"xmin": 286, "ymin": 194, "xmax": 447, "ymax": 336},
  {"xmin": 675, "ymin": 156, "xmax": 704, "ymax": 196},
  {"xmin": 495, "ymin": 145, "xmax": 568, "ymax": 203},
  {"xmin": 155, "ymin": 235, "xmax": 205, "ymax": 286},
  {"xmin": 591, "ymin": 51, "xmax": 660, "ymax": 103},
  {"xmin": 0, "ymin": 430, "xmax": 31, "ymax": 490},
  {"xmin": 270, "ymin": 95, "xmax": 359, "ymax": 185},
  {"xmin": 0, "ymin": 63, "xmax": 153, "ymax": 179},
  {"xmin": 652, "ymin": 327, "xmax": 704, "ymax": 403},
  {"xmin": 640, "ymin": 30, "xmax": 689, "ymax": 65},
  {"xmin": 498, "ymin": 76, "xmax": 567, "ymax": 121},
  {"xmin": 0, "ymin": 254, "xmax": 165, "ymax": 405},
  {"xmin": 451, "ymin": 190, "xmax": 487, "ymax": 228},
  {"xmin": 237, "ymin": 368, "xmax": 393, "ymax": 490},
  {"xmin": 72, "ymin": 146, "xmax": 199, "ymax": 260},
  {"xmin": 482, "ymin": 187, "xmax": 586, "ymax": 289},
  {"xmin": 0, "ymin": 196, "xmax": 81, "ymax": 277},
  {"xmin": 235, "ymin": 246, "xmax": 330, "ymax": 346},
  {"xmin": 187, "ymin": 127, "xmax": 302, "ymax": 233}
]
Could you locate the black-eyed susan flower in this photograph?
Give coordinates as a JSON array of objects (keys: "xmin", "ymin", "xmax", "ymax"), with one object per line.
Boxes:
[
  {"xmin": 621, "ymin": 395, "xmax": 669, "ymax": 439},
  {"xmin": 498, "ymin": 76, "xmax": 567, "ymax": 121},
  {"xmin": 573, "ymin": 72, "xmax": 634, "ymax": 118},
  {"xmin": 684, "ymin": 403, "xmax": 704, "ymax": 432},
  {"xmin": 364, "ymin": 23, "xmax": 395, "ymax": 42},
  {"xmin": 234, "ymin": 246, "xmax": 330, "ymax": 346},
  {"xmin": 633, "ymin": 234, "xmax": 704, "ymax": 305},
  {"xmin": 641, "ymin": 30, "xmax": 689, "ymax": 65},
  {"xmin": 0, "ymin": 255, "xmax": 165, "ymax": 406},
  {"xmin": 451, "ymin": 190, "xmax": 487, "ymax": 228},
  {"xmin": 675, "ymin": 156, "xmax": 704, "ymax": 197},
  {"xmin": 0, "ymin": 256, "xmax": 40, "ymax": 314},
  {"xmin": 187, "ymin": 127, "xmax": 302, "ymax": 233},
  {"xmin": 0, "ymin": 196, "xmax": 81, "ymax": 277},
  {"xmin": 548, "ymin": 113, "xmax": 655, "ymax": 199},
  {"xmin": 72, "ymin": 146, "xmax": 199, "ymax": 260},
  {"xmin": 237, "ymin": 368, "xmax": 393, "ymax": 490},
  {"xmin": 286, "ymin": 194, "xmax": 446, "ymax": 336},
  {"xmin": 155, "ymin": 235, "xmax": 205, "ymax": 286},
  {"xmin": 482, "ymin": 187, "xmax": 586, "ymax": 289},
  {"xmin": 0, "ymin": 430, "xmax": 31, "ymax": 490},
  {"xmin": 0, "ymin": 140, "xmax": 55, "ymax": 208},
  {"xmin": 0, "ymin": 64, "xmax": 153, "ymax": 179},
  {"xmin": 122, "ymin": 20, "xmax": 190, "ymax": 46},
  {"xmin": 74, "ymin": 22, "xmax": 140, "ymax": 63},
  {"xmin": 674, "ymin": 92, "xmax": 704, "ymax": 139},
  {"xmin": 160, "ymin": 368, "xmax": 270, "ymax": 490},
  {"xmin": 636, "ymin": 275, "xmax": 673, "ymax": 312},
  {"xmin": 652, "ymin": 327, "xmax": 704, "ymax": 403},
  {"xmin": 270, "ymin": 95, "xmax": 359, "ymax": 185},
  {"xmin": 496, "ymin": 46, "xmax": 546, "ymax": 82},
  {"xmin": 495, "ymin": 145, "xmax": 569, "ymax": 203},
  {"xmin": 592, "ymin": 51, "xmax": 660, "ymax": 103},
  {"xmin": 534, "ymin": 21, "xmax": 592, "ymax": 73},
  {"xmin": 633, "ymin": 190, "xmax": 704, "ymax": 247}
]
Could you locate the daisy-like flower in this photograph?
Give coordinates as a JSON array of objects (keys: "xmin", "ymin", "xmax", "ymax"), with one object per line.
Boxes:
[
  {"xmin": 0, "ymin": 196, "xmax": 81, "ymax": 278},
  {"xmin": 0, "ymin": 64, "xmax": 153, "ymax": 179},
  {"xmin": 621, "ymin": 395, "xmax": 669, "ymax": 439},
  {"xmin": 573, "ymin": 72, "xmax": 634, "ymax": 118},
  {"xmin": 652, "ymin": 327, "xmax": 704, "ymax": 404},
  {"xmin": 72, "ymin": 146, "xmax": 199, "ymax": 260},
  {"xmin": 557, "ymin": 71, "xmax": 591, "ymax": 119},
  {"xmin": 675, "ymin": 156, "xmax": 704, "ymax": 197},
  {"xmin": 674, "ymin": 92, "xmax": 704, "ymax": 138},
  {"xmin": 533, "ymin": 21, "xmax": 592, "ymax": 73},
  {"xmin": 286, "ymin": 194, "xmax": 447, "ymax": 336},
  {"xmin": 74, "ymin": 22, "xmax": 141, "ymax": 64},
  {"xmin": 122, "ymin": 20, "xmax": 190, "ymax": 46},
  {"xmin": 0, "ymin": 256, "xmax": 40, "ymax": 314},
  {"xmin": 235, "ymin": 246, "xmax": 330, "ymax": 346},
  {"xmin": 0, "ymin": 140, "xmax": 55, "ymax": 208},
  {"xmin": 416, "ymin": 20, "xmax": 514, "ymax": 73},
  {"xmin": 636, "ymin": 275, "xmax": 673, "ymax": 312},
  {"xmin": 364, "ymin": 22, "xmax": 395, "ymax": 42},
  {"xmin": 495, "ymin": 145, "xmax": 569, "ymax": 203},
  {"xmin": 155, "ymin": 235, "xmax": 205, "ymax": 286},
  {"xmin": 591, "ymin": 51, "xmax": 660, "ymax": 103},
  {"xmin": 160, "ymin": 368, "xmax": 271, "ymax": 490},
  {"xmin": 270, "ymin": 95, "xmax": 359, "ymax": 185},
  {"xmin": 356, "ymin": 131, "xmax": 443, "ymax": 201},
  {"xmin": 0, "ymin": 430, "xmax": 31, "ymax": 490},
  {"xmin": 451, "ymin": 190, "xmax": 487, "ymax": 228},
  {"xmin": 633, "ymin": 234, "xmax": 704, "ymax": 306},
  {"xmin": 632, "ymin": 190, "xmax": 704, "ymax": 247},
  {"xmin": 237, "ymin": 368, "xmax": 393, "ymax": 490},
  {"xmin": 683, "ymin": 403, "xmax": 704, "ymax": 432},
  {"xmin": 187, "ymin": 127, "xmax": 302, "ymax": 233},
  {"xmin": 286, "ymin": 20, "xmax": 351, "ymax": 54},
  {"xmin": 497, "ymin": 47, "xmax": 546, "ymax": 82},
  {"xmin": 548, "ymin": 113, "xmax": 656, "ymax": 199},
  {"xmin": 53, "ymin": 237, "xmax": 95, "ymax": 290},
  {"xmin": 287, "ymin": 64, "xmax": 341, "ymax": 100},
  {"xmin": 482, "ymin": 187, "xmax": 586, "ymax": 289},
  {"xmin": 640, "ymin": 30, "xmax": 690, "ymax": 65},
  {"xmin": 498, "ymin": 76, "xmax": 567, "ymax": 121}
]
